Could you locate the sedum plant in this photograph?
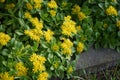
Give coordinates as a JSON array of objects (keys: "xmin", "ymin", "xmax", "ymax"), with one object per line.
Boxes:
[
  {"xmin": 0, "ymin": 0, "xmax": 119, "ymax": 80},
  {"xmin": 87, "ymin": 0, "xmax": 120, "ymax": 52},
  {"xmin": 0, "ymin": 0, "xmax": 93, "ymax": 79}
]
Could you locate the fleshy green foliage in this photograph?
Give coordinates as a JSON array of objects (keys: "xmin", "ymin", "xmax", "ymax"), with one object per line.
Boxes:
[{"xmin": 0, "ymin": 0, "xmax": 120, "ymax": 79}]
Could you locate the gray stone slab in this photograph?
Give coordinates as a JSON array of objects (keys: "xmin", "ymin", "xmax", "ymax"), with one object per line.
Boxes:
[{"xmin": 76, "ymin": 47, "xmax": 120, "ymax": 70}]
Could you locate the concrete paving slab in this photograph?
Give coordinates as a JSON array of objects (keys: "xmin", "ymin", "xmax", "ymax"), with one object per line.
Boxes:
[{"xmin": 76, "ymin": 47, "xmax": 120, "ymax": 71}]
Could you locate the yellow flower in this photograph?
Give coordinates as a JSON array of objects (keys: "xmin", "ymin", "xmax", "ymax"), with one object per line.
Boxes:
[
  {"xmin": 61, "ymin": 38, "xmax": 73, "ymax": 56},
  {"xmin": 33, "ymin": 63, "xmax": 46, "ymax": 73},
  {"xmin": 64, "ymin": 15, "xmax": 71, "ymax": 21},
  {"xmin": 0, "ymin": 32, "xmax": 11, "ymax": 46},
  {"xmin": 37, "ymin": 72, "xmax": 49, "ymax": 80},
  {"xmin": 24, "ymin": 29, "xmax": 43, "ymax": 42},
  {"xmin": 26, "ymin": 3, "xmax": 33, "ymax": 10},
  {"xmin": 5, "ymin": 3, "xmax": 15, "ymax": 10},
  {"xmin": 106, "ymin": 6, "xmax": 118, "ymax": 16},
  {"xmin": 47, "ymin": 0, "xmax": 58, "ymax": 9},
  {"xmin": 53, "ymin": 62, "xmax": 59, "ymax": 68},
  {"xmin": 77, "ymin": 42, "xmax": 84, "ymax": 53},
  {"xmin": 49, "ymin": 10, "xmax": 56, "ymax": 17},
  {"xmin": 24, "ymin": 11, "xmax": 32, "ymax": 19},
  {"xmin": 116, "ymin": 20, "xmax": 120, "ymax": 30},
  {"xmin": 67, "ymin": 66, "xmax": 73, "ymax": 74},
  {"xmin": 34, "ymin": 0, "xmax": 42, "ymax": 4},
  {"xmin": 34, "ymin": 3, "xmax": 42, "ymax": 9},
  {"xmin": 33, "ymin": 0, "xmax": 42, "ymax": 9},
  {"xmin": 52, "ymin": 44, "xmax": 59, "ymax": 51},
  {"xmin": 30, "ymin": 17, "xmax": 43, "ymax": 30},
  {"xmin": 30, "ymin": 53, "xmax": 46, "ymax": 73},
  {"xmin": 63, "ymin": 38, "xmax": 73, "ymax": 47},
  {"xmin": 0, "ymin": 0, "xmax": 5, "ymax": 3},
  {"xmin": 72, "ymin": 4, "xmax": 81, "ymax": 14},
  {"xmin": 44, "ymin": 29, "xmax": 54, "ymax": 42},
  {"xmin": 30, "ymin": 53, "xmax": 46, "ymax": 64},
  {"xmin": 0, "ymin": 72, "xmax": 14, "ymax": 80},
  {"xmin": 61, "ymin": 43, "xmax": 72, "ymax": 56},
  {"xmin": 61, "ymin": 15, "xmax": 76, "ymax": 36},
  {"xmin": 62, "ymin": 2, "xmax": 67, "ymax": 7},
  {"xmin": 78, "ymin": 12, "xmax": 86, "ymax": 21},
  {"xmin": 76, "ymin": 26, "xmax": 82, "ymax": 32},
  {"xmin": 15, "ymin": 62, "xmax": 28, "ymax": 76}
]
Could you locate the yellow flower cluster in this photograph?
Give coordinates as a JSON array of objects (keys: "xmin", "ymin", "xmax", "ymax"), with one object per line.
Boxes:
[
  {"xmin": 24, "ymin": 12, "xmax": 43, "ymax": 42},
  {"xmin": 24, "ymin": 11, "xmax": 32, "ymax": 19},
  {"xmin": 0, "ymin": 0, "xmax": 5, "ymax": 3},
  {"xmin": 72, "ymin": 4, "xmax": 81, "ymax": 14},
  {"xmin": 15, "ymin": 62, "xmax": 28, "ymax": 76},
  {"xmin": 33, "ymin": 0, "xmax": 43, "ymax": 9},
  {"xmin": 61, "ymin": 15, "xmax": 77, "ymax": 37},
  {"xmin": 78, "ymin": 12, "xmax": 86, "ymax": 21},
  {"xmin": 61, "ymin": 38, "xmax": 73, "ymax": 56},
  {"xmin": 5, "ymin": 3, "xmax": 15, "ymax": 10},
  {"xmin": 77, "ymin": 42, "xmax": 84, "ymax": 53},
  {"xmin": 52, "ymin": 44, "xmax": 59, "ymax": 51},
  {"xmin": 44, "ymin": 29, "xmax": 54, "ymax": 42},
  {"xmin": 72, "ymin": 4, "xmax": 86, "ymax": 21},
  {"xmin": 24, "ymin": 12, "xmax": 43, "ymax": 29},
  {"xmin": 0, "ymin": 32, "xmax": 11, "ymax": 46},
  {"xmin": 26, "ymin": 0, "xmax": 43, "ymax": 10},
  {"xmin": 0, "ymin": 72, "xmax": 14, "ymax": 80},
  {"xmin": 37, "ymin": 72, "xmax": 49, "ymax": 80},
  {"xmin": 49, "ymin": 10, "xmax": 56, "ymax": 17},
  {"xmin": 30, "ymin": 17, "xmax": 43, "ymax": 30},
  {"xmin": 25, "ymin": 29, "xmax": 43, "ymax": 42},
  {"xmin": 116, "ymin": 20, "xmax": 120, "ymax": 30},
  {"xmin": 47, "ymin": 0, "xmax": 58, "ymax": 9},
  {"xmin": 67, "ymin": 66, "xmax": 73, "ymax": 74},
  {"xmin": 106, "ymin": 6, "xmax": 118, "ymax": 16},
  {"xmin": 30, "ymin": 53, "xmax": 46, "ymax": 73},
  {"xmin": 26, "ymin": 3, "xmax": 33, "ymax": 10}
]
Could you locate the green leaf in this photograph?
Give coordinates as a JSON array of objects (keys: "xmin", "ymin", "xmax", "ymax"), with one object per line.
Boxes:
[
  {"xmin": 6, "ymin": 20, "xmax": 14, "ymax": 25},
  {"xmin": 15, "ymin": 41, "xmax": 22, "ymax": 49},
  {"xmin": 18, "ymin": 18, "xmax": 25, "ymax": 26},
  {"xmin": 2, "ymin": 49, "xmax": 9, "ymax": 56},
  {"xmin": 109, "ymin": 43, "xmax": 115, "ymax": 49},
  {"xmin": 18, "ymin": 10, "xmax": 23, "ymax": 18},
  {"xmin": 0, "ymin": 25, "xmax": 5, "ymax": 32},
  {"xmin": 103, "ymin": 43, "xmax": 108, "ymax": 48},
  {"xmin": 117, "ymin": 47, "xmax": 120, "ymax": 53},
  {"xmin": 10, "ymin": 38, "xmax": 15, "ymax": 45},
  {"xmin": 85, "ymin": 28, "xmax": 93, "ymax": 35},
  {"xmin": 55, "ymin": 52, "xmax": 63, "ymax": 60},
  {"xmin": 98, "ymin": 3, "xmax": 104, "ymax": 10},
  {"xmin": 0, "ymin": 55, "xmax": 4, "ymax": 65},
  {"xmin": 82, "ymin": 6, "xmax": 91, "ymax": 15},
  {"xmin": 118, "ymin": 31, "xmax": 120, "ymax": 37},
  {"xmin": 2, "ymin": 61, "xmax": 7, "ymax": 66},
  {"xmin": 95, "ymin": 43, "xmax": 100, "ymax": 49},
  {"xmin": 50, "ymin": 66, "xmax": 54, "ymax": 70},
  {"xmin": 41, "ymin": 43, "xmax": 48, "ymax": 48},
  {"xmin": 95, "ymin": 32, "xmax": 100, "ymax": 39},
  {"xmin": 15, "ymin": 30, "xmax": 24, "ymax": 35}
]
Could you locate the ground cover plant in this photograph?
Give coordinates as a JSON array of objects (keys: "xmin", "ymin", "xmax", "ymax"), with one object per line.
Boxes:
[{"xmin": 0, "ymin": 0, "xmax": 120, "ymax": 80}]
